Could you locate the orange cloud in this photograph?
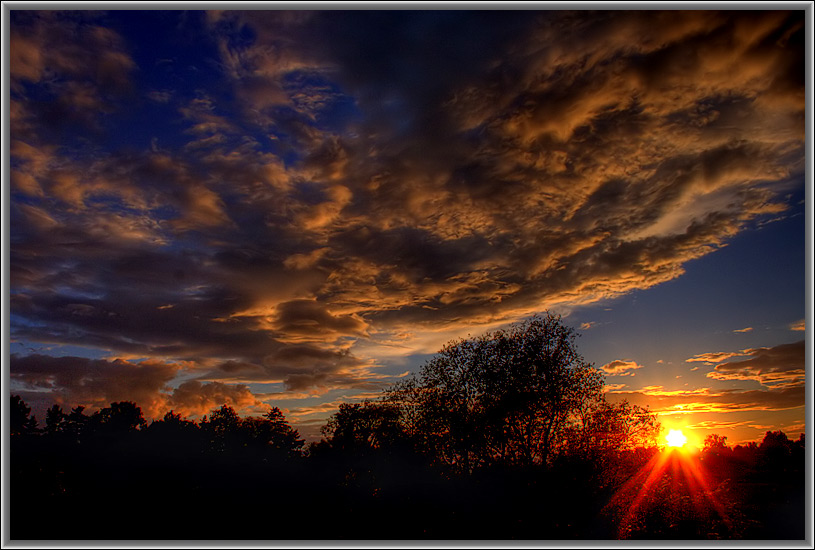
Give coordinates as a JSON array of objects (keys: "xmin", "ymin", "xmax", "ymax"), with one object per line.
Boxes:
[
  {"xmin": 608, "ymin": 385, "xmax": 804, "ymax": 417},
  {"xmin": 601, "ymin": 359, "xmax": 644, "ymax": 375},
  {"xmin": 788, "ymin": 319, "xmax": 805, "ymax": 331},
  {"xmin": 686, "ymin": 351, "xmax": 749, "ymax": 364},
  {"xmin": 10, "ymin": 354, "xmax": 180, "ymax": 418},
  {"xmin": 164, "ymin": 380, "xmax": 261, "ymax": 418}
]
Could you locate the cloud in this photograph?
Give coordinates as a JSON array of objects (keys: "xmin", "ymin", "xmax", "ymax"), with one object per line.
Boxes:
[
  {"xmin": 9, "ymin": 353, "xmax": 271, "ymax": 420},
  {"xmin": 781, "ymin": 423, "xmax": 805, "ymax": 434},
  {"xmin": 685, "ymin": 419, "xmax": 752, "ymax": 430},
  {"xmin": 601, "ymin": 360, "xmax": 644, "ymax": 375},
  {"xmin": 10, "ymin": 12, "xmax": 135, "ymax": 138},
  {"xmin": 686, "ymin": 351, "xmax": 749, "ymax": 364},
  {"xmin": 146, "ymin": 90, "xmax": 173, "ymax": 103},
  {"xmin": 10, "ymin": 354, "xmax": 180, "ymax": 418},
  {"xmin": 733, "ymin": 327, "xmax": 753, "ymax": 333},
  {"xmin": 788, "ymin": 319, "xmax": 805, "ymax": 331},
  {"xmin": 9, "ymin": 10, "xmax": 804, "ymax": 419},
  {"xmin": 609, "ymin": 385, "xmax": 804, "ymax": 416},
  {"xmin": 191, "ymin": 342, "xmax": 396, "ymax": 396},
  {"xmin": 287, "ymin": 400, "xmax": 347, "ymax": 419},
  {"xmin": 638, "ymin": 386, "xmax": 718, "ymax": 398},
  {"xmin": 271, "ymin": 299, "xmax": 369, "ymax": 342},
  {"xmin": 164, "ymin": 380, "xmax": 261, "ymax": 418},
  {"xmin": 706, "ymin": 340, "xmax": 805, "ymax": 388}
]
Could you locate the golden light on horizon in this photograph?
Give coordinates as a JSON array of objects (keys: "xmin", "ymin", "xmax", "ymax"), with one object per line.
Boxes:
[{"xmin": 666, "ymin": 429, "xmax": 688, "ymax": 447}]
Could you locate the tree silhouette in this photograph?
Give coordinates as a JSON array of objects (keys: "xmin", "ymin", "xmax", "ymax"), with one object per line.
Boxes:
[
  {"xmin": 44, "ymin": 404, "xmax": 66, "ymax": 435},
  {"xmin": 261, "ymin": 407, "xmax": 305, "ymax": 455},
  {"xmin": 145, "ymin": 410, "xmax": 202, "ymax": 453},
  {"xmin": 154, "ymin": 409, "xmax": 198, "ymax": 431},
  {"xmin": 703, "ymin": 434, "xmax": 728, "ymax": 452},
  {"xmin": 197, "ymin": 404, "xmax": 304, "ymax": 457},
  {"xmin": 237, "ymin": 408, "xmax": 304, "ymax": 456},
  {"xmin": 11, "ymin": 395, "xmax": 38, "ymax": 435},
  {"xmin": 200, "ymin": 404, "xmax": 242, "ymax": 452},
  {"xmin": 321, "ymin": 401, "xmax": 406, "ymax": 452},
  {"xmin": 8, "ymin": 389, "xmax": 806, "ymax": 540},
  {"xmin": 760, "ymin": 430, "xmax": 790, "ymax": 450},
  {"xmin": 64, "ymin": 405, "xmax": 90, "ymax": 440},
  {"xmin": 91, "ymin": 401, "xmax": 147, "ymax": 433},
  {"xmin": 385, "ymin": 313, "xmax": 654, "ymax": 472},
  {"xmin": 563, "ymin": 399, "xmax": 660, "ymax": 464}
]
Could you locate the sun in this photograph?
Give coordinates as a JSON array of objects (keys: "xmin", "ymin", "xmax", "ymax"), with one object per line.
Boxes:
[{"xmin": 665, "ymin": 429, "xmax": 688, "ymax": 447}]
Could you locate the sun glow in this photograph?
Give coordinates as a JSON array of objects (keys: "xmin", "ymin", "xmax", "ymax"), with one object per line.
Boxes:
[
  {"xmin": 605, "ymin": 440, "xmax": 733, "ymax": 538},
  {"xmin": 666, "ymin": 429, "xmax": 687, "ymax": 447}
]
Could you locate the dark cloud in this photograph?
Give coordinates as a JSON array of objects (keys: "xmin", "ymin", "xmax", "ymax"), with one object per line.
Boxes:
[
  {"xmin": 9, "ymin": 354, "xmax": 268, "ymax": 420},
  {"xmin": 197, "ymin": 344, "xmax": 382, "ymax": 394},
  {"xmin": 707, "ymin": 340, "xmax": 805, "ymax": 388},
  {"xmin": 10, "ymin": 11, "xmax": 136, "ymax": 140},
  {"xmin": 10, "ymin": 354, "xmax": 179, "ymax": 417},
  {"xmin": 273, "ymin": 299, "xmax": 369, "ymax": 341}
]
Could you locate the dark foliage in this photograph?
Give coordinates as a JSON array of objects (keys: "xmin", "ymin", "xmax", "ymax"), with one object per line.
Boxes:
[
  {"xmin": 8, "ymin": 315, "xmax": 806, "ymax": 540},
  {"xmin": 11, "ymin": 394, "xmax": 38, "ymax": 436}
]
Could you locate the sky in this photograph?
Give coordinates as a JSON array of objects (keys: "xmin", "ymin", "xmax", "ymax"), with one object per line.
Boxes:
[{"xmin": 6, "ymin": 8, "xmax": 808, "ymax": 444}]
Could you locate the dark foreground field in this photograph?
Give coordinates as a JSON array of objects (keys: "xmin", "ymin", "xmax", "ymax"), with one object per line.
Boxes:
[{"xmin": 11, "ymin": 420, "xmax": 805, "ymax": 541}]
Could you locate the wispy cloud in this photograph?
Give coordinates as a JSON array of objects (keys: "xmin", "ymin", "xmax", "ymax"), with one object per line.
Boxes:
[
  {"xmin": 706, "ymin": 340, "xmax": 805, "ymax": 388},
  {"xmin": 609, "ymin": 385, "xmax": 804, "ymax": 416},
  {"xmin": 686, "ymin": 351, "xmax": 750, "ymax": 364}
]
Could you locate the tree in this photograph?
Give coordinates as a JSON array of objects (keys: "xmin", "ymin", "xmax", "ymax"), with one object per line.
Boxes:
[
  {"xmin": 237, "ymin": 408, "xmax": 304, "ymax": 456},
  {"xmin": 760, "ymin": 430, "xmax": 790, "ymax": 450},
  {"xmin": 92, "ymin": 401, "xmax": 147, "ymax": 433},
  {"xmin": 200, "ymin": 404, "xmax": 242, "ymax": 452},
  {"xmin": 196, "ymin": 404, "xmax": 304, "ymax": 456},
  {"xmin": 64, "ymin": 405, "xmax": 91, "ymax": 439},
  {"xmin": 386, "ymin": 313, "xmax": 637, "ymax": 472},
  {"xmin": 261, "ymin": 407, "xmax": 305, "ymax": 455},
  {"xmin": 45, "ymin": 404, "xmax": 66, "ymax": 435},
  {"xmin": 321, "ymin": 401, "xmax": 405, "ymax": 452},
  {"xmin": 703, "ymin": 434, "xmax": 729, "ymax": 453},
  {"xmin": 563, "ymin": 399, "xmax": 660, "ymax": 460},
  {"xmin": 759, "ymin": 430, "xmax": 793, "ymax": 468},
  {"xmin": 158, "ymin": 410, "xmax": 197, "ymax": 429},
  {"xmin": 147, "ymin": 410, "xmax": 199, "ymax": 437},
  {"xmin": 11, "ymin": 395, "xmax": 38, "ymax": 436},
  {"xmin": 205, "ymin": 404, "xmax": 241, "ymax": 433}
]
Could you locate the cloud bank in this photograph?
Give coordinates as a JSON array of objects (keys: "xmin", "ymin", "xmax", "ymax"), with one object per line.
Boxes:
[{"xmin": 9, "ymin": 10, "xmax": 805, "ymax": 419}]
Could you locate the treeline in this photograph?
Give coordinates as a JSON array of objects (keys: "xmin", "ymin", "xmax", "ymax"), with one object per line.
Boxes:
[
  {"xmin": 11, "ymin": 397, "xmax": 304, "ymax": 456},
  {"xmin": 9, "ymin": 314, "xmax": 806, "ymax": 540}
]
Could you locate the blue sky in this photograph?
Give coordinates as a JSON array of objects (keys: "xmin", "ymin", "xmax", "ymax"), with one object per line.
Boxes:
[{"xmin": 7, "ymin": 9, "xmax": 807, "ymax": 443}]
